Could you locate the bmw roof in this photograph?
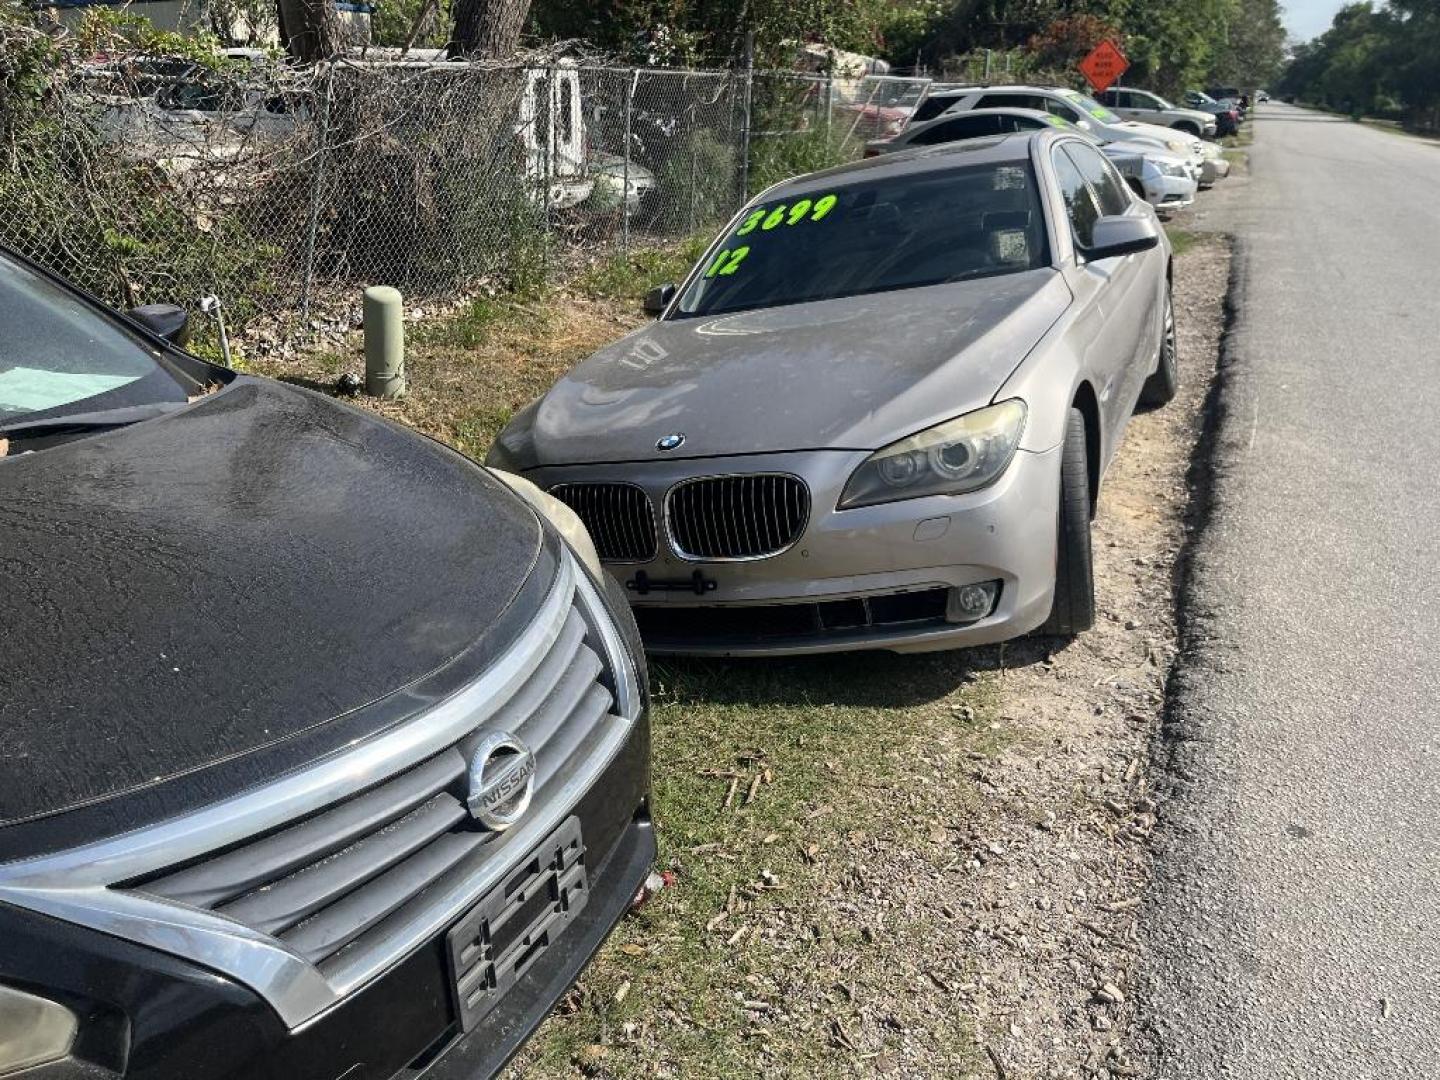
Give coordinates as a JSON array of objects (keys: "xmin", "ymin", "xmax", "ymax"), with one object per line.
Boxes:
[{"xmin": 761, "ymin": 130, "xmax": 1065, "ymax": 199}]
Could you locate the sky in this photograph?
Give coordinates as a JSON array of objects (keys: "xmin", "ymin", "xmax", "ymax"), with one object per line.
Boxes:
[{"xmin": 1284, "ymin": 0, "xmax": 1349, "ymax": 41}]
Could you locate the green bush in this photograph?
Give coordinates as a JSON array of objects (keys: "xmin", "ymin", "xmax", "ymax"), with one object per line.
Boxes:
[
  {"xmin": 747, "ymin": 126, "xmax": 852, "ymax": 196},
  {"xmin": 0, "ymin": 10, "xmax": 285, "ymax": 323}
]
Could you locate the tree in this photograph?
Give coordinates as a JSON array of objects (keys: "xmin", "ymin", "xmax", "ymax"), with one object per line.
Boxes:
[
  {"xmin": 276, "ymin": 0, "xmax": 343, "ymax": 60},
  {"xmin": 450, "ymin": 0, "xmax": 532, "ymax": 56}
]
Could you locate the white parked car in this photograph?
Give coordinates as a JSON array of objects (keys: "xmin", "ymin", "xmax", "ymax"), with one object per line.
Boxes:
[
  {"xmin": 1094, "ymin": 87, "xmax": 1217, "ymax": 137},
  {"xmin": 866, "ymin": 108, "xmax": 1197, "ymax": 213},
  {"xmin": 912, "ymin": 85, "xmax": 1208, "ymax": 180}
]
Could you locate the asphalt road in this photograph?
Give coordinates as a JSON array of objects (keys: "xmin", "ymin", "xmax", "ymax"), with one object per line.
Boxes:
[{"xmin": 1139, "ymin": 104, "xmax": 1440, "ymax": 1077}]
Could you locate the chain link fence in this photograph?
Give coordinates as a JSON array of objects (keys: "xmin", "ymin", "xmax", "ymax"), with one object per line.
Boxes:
[{"xmin": 0, "ymin": 49, "xmax": 926, "ymax": 333}]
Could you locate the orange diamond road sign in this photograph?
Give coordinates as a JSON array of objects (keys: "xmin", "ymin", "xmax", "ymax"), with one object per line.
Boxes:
[{"xmin": 1078, "ymin": 39, "xmax": 1129, "ymax": 94}]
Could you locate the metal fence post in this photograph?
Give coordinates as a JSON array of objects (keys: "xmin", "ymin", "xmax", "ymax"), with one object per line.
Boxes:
[
  {"xmin": 984, "ymin": 49, "xmax": 992, "ymax": 81},
  {"xmin": 300, "ymin": 64, "xmax": 335, "ymax": 318},
  {"xmin": 622, "ymin": 69, "xmax": 633, "ymax": 254},
  {"xmin": 739, "ymin": 31, "xmax": 754, "ymax": 203}
]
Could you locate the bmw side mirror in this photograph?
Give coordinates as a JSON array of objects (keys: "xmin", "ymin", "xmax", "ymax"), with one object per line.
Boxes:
[
  {"xmin": 128, "ymin": 303, "xmax": 191, "ymax": 346},
  {"xmin": 1084, "ymin": 215, "xmax": 1160, "ymax": 261},
  {"xmin": 643, "ymin": 283, "xmax": 676, "ymax": 317}
]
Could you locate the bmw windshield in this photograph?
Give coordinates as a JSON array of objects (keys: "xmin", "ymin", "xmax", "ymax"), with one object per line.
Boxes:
[
  {"xmin": 675, "ymin": 158, "xmax": 1050, "ymax": 318},
  {"xmin": 0, "ymin": 254, "xmax": 194, "ymax": 425}
]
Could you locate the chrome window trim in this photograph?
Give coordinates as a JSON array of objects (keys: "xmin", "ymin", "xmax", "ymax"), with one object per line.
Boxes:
[
  {"xmin": 662, "ymin": 472, "xmax": 811, "ymax": 563},
  {"xmin": 0, "ymin": 552, "xmax": 642, "ymax": 1030}
]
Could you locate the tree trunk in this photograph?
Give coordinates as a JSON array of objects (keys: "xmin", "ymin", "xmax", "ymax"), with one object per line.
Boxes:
[
  {"xmin": 276, "ymin": 0, "xmax": 344, "ymax": 61},
  {"xmin": 449, "ymin": 0, "xmax": 531, "ymax": 58}
]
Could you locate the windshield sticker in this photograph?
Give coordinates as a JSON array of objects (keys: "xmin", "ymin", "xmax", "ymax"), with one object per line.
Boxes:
[
  {"xmin": 994, "ymin": 230, "xmax": 1030, "ymax": 264},
  {"xmin": 0, "ymin": 367, "xmax": 140, "ymax": 414},
  {"xmin": 1089, "ymin": 107, "xmax": 1110, "ymax": 119},
  {"xmin": 1044, "ymin": 115, "xmax": 1070, "ymax": 127},
  {"xmin": 993, "ymin": 166, "xmax": 1027, "ymax": 190}
]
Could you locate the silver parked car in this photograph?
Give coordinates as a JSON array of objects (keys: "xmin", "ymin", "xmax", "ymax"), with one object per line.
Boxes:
[
  {"xmin": 1094, "ymin": 87, "xmax": 1218, "ymax": 137},
  {"xmin": 489, "ymin": 131, "xmax": 1176, "ymax": 655},
  {"xmin": 864, "ymin": 108, "xmax": 1198, "ymax": 213}
]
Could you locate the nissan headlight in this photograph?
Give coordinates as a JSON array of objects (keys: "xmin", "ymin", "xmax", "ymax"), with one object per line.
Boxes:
[
  {"xmin": 0, "ymin": 984, "xmax": 78, "ymax": 1073},
  {"xmin": 839, "ymin": 400, "xmax": 1027, "ymax": 509}
]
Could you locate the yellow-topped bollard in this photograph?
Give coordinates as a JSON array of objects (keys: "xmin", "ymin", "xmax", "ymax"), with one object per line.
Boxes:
[{"xmin": 363, "ymin": 286, "xmax": 406, "ymax": 399}]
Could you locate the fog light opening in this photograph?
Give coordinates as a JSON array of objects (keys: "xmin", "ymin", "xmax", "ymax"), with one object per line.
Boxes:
[{"xmin": 947, "ymin": 581, "xmax": 1000, "ymax": 624}]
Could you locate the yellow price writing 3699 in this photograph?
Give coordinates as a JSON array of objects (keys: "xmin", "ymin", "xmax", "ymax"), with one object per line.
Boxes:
[{"xmin": 735, "ymin": 193, "xmax": 838, "ymax": 237}]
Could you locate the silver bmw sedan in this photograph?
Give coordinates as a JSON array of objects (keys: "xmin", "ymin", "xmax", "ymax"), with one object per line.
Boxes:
[{"xmin": 488, "ymin": 129, "xmax": 1176, "ymax": 655}]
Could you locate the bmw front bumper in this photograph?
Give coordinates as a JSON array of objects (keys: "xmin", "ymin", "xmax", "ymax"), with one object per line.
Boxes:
[{"xmin": 531, "ymin": 445, "xmax": 1062, "ymax": 656}]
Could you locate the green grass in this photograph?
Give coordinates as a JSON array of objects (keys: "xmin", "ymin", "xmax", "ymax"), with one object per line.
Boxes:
[
  {"xmin": 1166, "ymin": 226, "xmax": 1200, "ymax": 257},
  {"xmin": 409, "ymin": 289, "xmax": 551, "ymax": 350},
  {"xmin": 505, "ymin": 652, "xmax": 1008, "ymax": 1078},
  {"xmin": 576, "ymin": 236, "xmax": 710, "ymax": 303}
]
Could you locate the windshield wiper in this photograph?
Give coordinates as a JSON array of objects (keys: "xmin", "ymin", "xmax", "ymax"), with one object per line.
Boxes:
[{"xmin": 0, "ymin": 401, "xmax": 187, "ymax": 440}]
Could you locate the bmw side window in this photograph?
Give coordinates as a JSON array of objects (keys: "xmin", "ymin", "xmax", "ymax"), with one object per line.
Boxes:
[
  {"xmin": 1052, "ymin": 147, "xmax": 1100, "ymax": 250},
  {"xmin": 1064, "ymin": 143, "xmax": 1132, "ymax": 216}
]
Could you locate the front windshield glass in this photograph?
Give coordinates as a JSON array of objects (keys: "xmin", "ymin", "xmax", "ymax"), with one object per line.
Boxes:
[
  {"xmin": 675, "ymin": 160, "xmax": 1049, "ymax": 318},
  {"xmin": 0, "ymin": 257, "xmax": 190, "ymax": 422},
  {"xmin": 1060, "ymin": 88, "xmax": 1122, "ymax": 124}
]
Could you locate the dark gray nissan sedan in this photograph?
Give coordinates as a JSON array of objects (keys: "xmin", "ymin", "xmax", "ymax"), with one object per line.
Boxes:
[{"xmin": 0, "ymin": 247, "xmax": 652, "ymax": 1079}]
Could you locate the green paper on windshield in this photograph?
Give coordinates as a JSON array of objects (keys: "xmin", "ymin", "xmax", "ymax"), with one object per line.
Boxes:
[{"xmin": 0, "ymin": 367, "xmax": 140, "ymax": 414}]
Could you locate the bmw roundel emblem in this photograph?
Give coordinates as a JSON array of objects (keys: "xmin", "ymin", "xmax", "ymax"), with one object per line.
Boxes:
[{"xmin": 656, "ymin": 433, "xmax": 686, "ymax": 452}]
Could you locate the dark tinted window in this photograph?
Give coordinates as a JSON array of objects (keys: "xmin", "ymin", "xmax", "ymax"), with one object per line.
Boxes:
[
  {"xmin": 1044, "ymin": 98, "xmax": 1084, "ymax": 122},
  {"xmin": 677, "ymin": 161, "xmax": 1049, "ymax": 317},
  {"xmin": 976, "ymin": 92, "xmax": 1048, "ymax": 111},
  {"xmin": 912, "ymin": 94, "xmax": 960, "ymax": 123},
  {"xmin": 999, "ymin": 114, "xmax": 1049, "ymax": 132},
  {"xmin": 0, "ymin": 257, "xmax": 191, "ymax": 421},
  {"xmin": 1052, "ymin": 147, "xmax": 1100, "ymax": 248},
  {"xmin": 1065, "ymin": 142, "xmax": 1131, "ymax": 216},
  {"xmin": 909, "ymin": 114, "xmax": 999, "ymax": 145}
]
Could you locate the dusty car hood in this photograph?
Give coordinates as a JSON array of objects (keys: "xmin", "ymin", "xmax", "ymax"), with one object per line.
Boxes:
[
  {"xmin": 0, "ymin": 378, "xmax": 541, "ymax": 827},
  {"xmin": 519, "ymin": 269, "xmax": 1069, "ymax": 464}
]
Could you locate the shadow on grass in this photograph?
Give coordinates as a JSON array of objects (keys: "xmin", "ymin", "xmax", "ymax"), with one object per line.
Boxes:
[{"xmin": 651, "ymin": 632, "xmax": 1064, "ymax": 710}]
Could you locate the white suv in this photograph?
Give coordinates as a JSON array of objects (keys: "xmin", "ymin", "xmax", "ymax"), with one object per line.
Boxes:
[{"xmin": 1095, "ymin": 87, "xmax": 1218, "ymax": 137}]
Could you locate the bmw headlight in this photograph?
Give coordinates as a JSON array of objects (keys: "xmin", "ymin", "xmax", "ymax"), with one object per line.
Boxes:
[
  {"xmin": 0, "ymin": 984, "xmax": 78, "ymax": 1073},
  {"xmin": 839, "ymin": 400, "xmax": 1027, "ymax": 509}
]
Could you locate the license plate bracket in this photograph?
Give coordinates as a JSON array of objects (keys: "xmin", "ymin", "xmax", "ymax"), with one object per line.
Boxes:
[{"xmin": 445, "ymin": 816, "xmax": 588, "ymax": 1032}]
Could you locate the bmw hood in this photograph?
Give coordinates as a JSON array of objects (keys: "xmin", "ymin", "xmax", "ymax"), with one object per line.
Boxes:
[
  {"xmin": 0, "ymin": 378, "xmax": 543, "ymax": 830},
  {"xmin": 510, "ymin": 269, "xmax": 1070, "ymax": 465}
]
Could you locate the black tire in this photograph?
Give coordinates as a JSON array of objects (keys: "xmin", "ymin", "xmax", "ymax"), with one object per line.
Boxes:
[
  {"xmin": 1172, "ymin": 120, "xmax": 1200, "ymax": 136},
  {"xmin": 1139, "ymin": 283, "xmax": 1179, "ymax": 409},
  {"xmin": 1038, "ymin": 407, "xmax": 1095, "ymax": 637}
]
